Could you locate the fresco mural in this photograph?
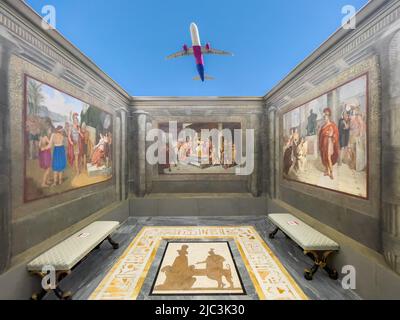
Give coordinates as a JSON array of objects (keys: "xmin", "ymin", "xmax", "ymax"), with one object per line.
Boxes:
[
  {"xmin": 158, "ymin": 122, "xmax": 241, "ymax": 175},
  {"xmin": 24, "ymin": 76, "xmax": 113, "ymax": 202},
  {"xmin": 282, "ymin": 74, "xmax": 368, "ymax": 198}
]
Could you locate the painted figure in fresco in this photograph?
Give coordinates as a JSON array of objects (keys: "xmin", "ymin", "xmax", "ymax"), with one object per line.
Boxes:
[
  {"xmin": 38, "ymin": 127, "xmax": 52, "ymax": 187},
  {"xmin": 306, "ymin": 109, "xmax": 318, "ymax": 136},
  {"xmin": 292, "ymin": 128, "xmax": 300, "ymax": 145},
  {"xmin": 104, "ymin": 131, "xmax": 112, "ymax": 168},
  {"xmin": 222, "ymin": 142, "xmax": 236, "ymax": 169},
  {"xmin": 318, "ymin": 108, "xmax": 340, "ymax": 180},
  {"xmin": 232, "ymin": 143, "xmax": 237, "ymax": 166},
  {"xmin": 338, "ymin": 111, "xmax": 351, "ymax": 166},
  {"xmin": 196, "ymin": 137, "xmax": 203, "ymax": 159},
  {"xmin": 207, "ymin": 137, "xmax": 213, "ymax": 165},
  {"xmin": 50, "ymin": 126, "xmax": 67, "ymax": 186},
  {"xmin": 211, "ymin": 141, "xmax": 220, "ymax": 165},
  {"xmin": 68, "ymin": 113, "xmax": 83, "ymax": 175},
  {"xmin": 80, "ymin": 122, "xmax": 93, "ymax": 172},
  {"xmin": 158, "ymin": 143, "xmax": 172, "ymax": 173},
  {"xmin": 157, "ymin": 245, "xmax": 196, "ymax": 290},
  {"xmin": 178, "ymin": 138, "xmax": 189, "ymax": 162},
  {"xmin": 293, "ymin": 137, "xmax": 308, "ymax": 173},
  {"xmin": 184, "ymin": 139, "xmax": 189, "ymax": 160},
  {"xmin": 91, "ymin": 133, "xmax": 108, "ymax": 168},
  {"xmin": 283, "ymin": 129, "xmax": 295, "ymax": 175},
  {"xmin": 219, "ymin": 137, "xmax": 236, "ymax": 169},
  {"xmin": 220, "ymin": 136, "xmax": 225, "ymax": 166},
  {"xmin": 196, "ymin": 249, "xmax": 234, "ymax": 289},
  {"xmin": 349, "ymin": 106, "xmax": 366, "ymax": 172}
]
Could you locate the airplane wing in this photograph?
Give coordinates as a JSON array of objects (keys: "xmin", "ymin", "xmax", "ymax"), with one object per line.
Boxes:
[
  {"xmin": 201, "ymin": 47, "xmax": 233, "ymax": 56},
  {"xmin": 166, "ymin": 48, "xmax": 194, "ymax": 60}
]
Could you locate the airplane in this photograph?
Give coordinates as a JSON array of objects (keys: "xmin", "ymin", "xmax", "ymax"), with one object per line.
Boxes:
[{"xmin": 166, "ymin": 22, "xmax": 233, "ymax": 82}]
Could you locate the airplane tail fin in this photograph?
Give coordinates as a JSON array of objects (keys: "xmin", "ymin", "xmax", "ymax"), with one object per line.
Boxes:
[{"xmin": 193, "ymin": 74, "xmax": 215, "ymax": 81}]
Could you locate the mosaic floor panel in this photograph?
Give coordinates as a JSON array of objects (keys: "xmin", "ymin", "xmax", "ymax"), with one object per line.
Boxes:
[{"xmin": 89, "ymin": 226, "xmax": 307, "ymax": 300}]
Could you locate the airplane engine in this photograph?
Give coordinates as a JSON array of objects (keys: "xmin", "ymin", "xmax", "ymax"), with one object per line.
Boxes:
[
  {"xmin": 183, "ymin": 44, "xmax": 188, "ymax": 52},
  {"xmin": 205, "ymin": 43, "xmax": 211, "ymax": 51}
]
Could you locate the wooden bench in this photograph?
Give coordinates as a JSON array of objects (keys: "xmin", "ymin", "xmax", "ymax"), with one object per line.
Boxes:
[
  {"xmin": 268, "ymin": 214, "xmax": 339, "ymax": 281},
  {"xmin": 27, "ymin": 221, "xmax": 120, "ymax": 300}
]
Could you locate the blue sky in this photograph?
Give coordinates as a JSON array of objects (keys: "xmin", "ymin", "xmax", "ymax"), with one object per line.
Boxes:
[{"xmin": 26, "ymin": 0, "xmax": 369, "ymax": 97}]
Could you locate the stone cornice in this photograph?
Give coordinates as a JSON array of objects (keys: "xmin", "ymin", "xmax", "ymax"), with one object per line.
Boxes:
[
  {"xmin": 2, "ymin": 0, "xmax": 398, "ymax": 111},
  {"xmin": 130, "ymin": 96, "xmax": 264, "ymax": 108}
]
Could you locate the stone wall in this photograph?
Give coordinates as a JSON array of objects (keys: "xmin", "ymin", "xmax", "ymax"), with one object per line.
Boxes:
[
  {"xmin": 0, "ymin": 0, "xmax": 130, "ymax": 273},
  {"xmin": 380, "ymin": 28, "xmax": 400, "ymax": 274},
  {"xmin": 1, "ymin": 0, "xmax": 399, "ymax": 296},
  {"xmin": 129, "ymin": 98, "xmax": 264, "ymax": 197},
  {"xmin": 265, "ymin": 0, "xmax": 400, "ymax": 274}
]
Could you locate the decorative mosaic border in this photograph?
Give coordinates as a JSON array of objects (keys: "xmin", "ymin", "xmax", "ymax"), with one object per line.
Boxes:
[{"xmin": 89, "ymin": 226, "xmax": 307, "ymax": 300}]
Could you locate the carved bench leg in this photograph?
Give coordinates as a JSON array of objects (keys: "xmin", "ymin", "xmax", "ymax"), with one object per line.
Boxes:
[
  {"xmin": 269, "ymin": 227, "xmax": 280, "ymax": 239},
  {"xmin": 323, "ymin": 265, "xmax": 339, "ymax": 280},
  {"xmin": 321, "ymin": 251, "xmax": 339, "ymax": 280},
  {"xmin": 31, "ymin": 288, "xmax": 48, "ymax": 301},
  {"xmin": 304, "ymin": 250, "xmax": 338, "ymax": 281},
  {"xmin": 304, "ymin": 251, "xmax": 320, "ymax": 281},
  {"xmin": 54, "ymin": 271, "xmax": 72, "ymax": 300},
  {"xmin": 304, "ymin": 263, "xmax": 320, "ymax": 281},
  {"xmin": 31, "ymin": 270, "xmax": 73, "ymax": 300},
  {"xmin": 30, "ymin": 272, "xmax": 48, "ymax": 300},
  {"xmin": 53, "ymin": 286, "xmax": 72, "ymax": 300},
  {"xmin": 107, "ymin": 236, "xmax": 119, "ymax": 249}
]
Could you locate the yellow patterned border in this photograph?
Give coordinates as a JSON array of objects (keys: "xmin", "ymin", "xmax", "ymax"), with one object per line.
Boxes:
[{"xmin": 90, "ymin": 226, "xmax": 308, "ymax": 300}]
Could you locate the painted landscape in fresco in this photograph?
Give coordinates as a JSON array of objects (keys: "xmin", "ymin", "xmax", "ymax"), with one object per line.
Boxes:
[
  {"xmin": 24, "ymin": 76, "xmax": 113, "ymax": 202},
  {"xmin": 282, "ymin": 75, "xmax": 368, "ymax": 198},
  {"xmin": 159, "ymin": 122, "xmax": 241, "ymax": 175}
]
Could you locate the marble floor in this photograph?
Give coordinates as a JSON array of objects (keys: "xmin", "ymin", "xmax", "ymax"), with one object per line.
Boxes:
[{"xmin": 45, "ymin": 216, "xmax": 360, "ymax": 300}]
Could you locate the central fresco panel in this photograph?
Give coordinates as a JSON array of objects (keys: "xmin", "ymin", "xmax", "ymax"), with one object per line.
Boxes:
[{"xmin": 158, "ymin": 122, "xmax": 241, "ymax": 175}]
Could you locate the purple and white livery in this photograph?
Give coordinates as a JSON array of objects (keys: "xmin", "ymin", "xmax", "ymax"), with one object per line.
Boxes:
[{"xmin": 166, "ymin": 23, "xmax": 233, "ymax": 82}]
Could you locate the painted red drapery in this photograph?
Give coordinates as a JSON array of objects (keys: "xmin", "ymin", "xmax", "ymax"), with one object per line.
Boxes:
[{"xmin": 319, "ymin": 121, "xmax": 340, "ymax": 168}]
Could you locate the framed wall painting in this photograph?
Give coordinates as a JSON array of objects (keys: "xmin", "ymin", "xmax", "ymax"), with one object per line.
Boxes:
[
  {"xmin": 24, "ymin": 75, "xmax": 113, "ymax": 202},
  {"xmin": 282, "ymin": 74, "xmax": 368, "ymax": 199}
]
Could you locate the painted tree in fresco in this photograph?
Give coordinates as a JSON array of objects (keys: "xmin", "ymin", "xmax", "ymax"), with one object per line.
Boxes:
[{"xmin": 27, "ymin": 79, "xmax": 44, "ymax": 116}]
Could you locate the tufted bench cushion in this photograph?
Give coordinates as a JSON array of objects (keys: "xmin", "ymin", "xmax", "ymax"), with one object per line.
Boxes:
[
  {"xmin": 27, "ymin": 221, "xmax": 119, "ymax": 272},
  {"xmin": 268, "ymin": 214, "xmax": 339, "ymax": 251}
]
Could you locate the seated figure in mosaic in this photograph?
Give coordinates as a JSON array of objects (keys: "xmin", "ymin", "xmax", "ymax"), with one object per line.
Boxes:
[{"xmin": 156, "ymin": 245, "xmax": 196, "ymax": 290}]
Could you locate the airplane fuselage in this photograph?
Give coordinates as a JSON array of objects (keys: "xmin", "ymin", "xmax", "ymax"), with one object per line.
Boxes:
[
  {"xmin": 190, "ymin": 23, "xmax": 205, "ymax": 81},
  {"xmin": 167, "ymin": 23, "xmax": 232, "ymax": 80}
]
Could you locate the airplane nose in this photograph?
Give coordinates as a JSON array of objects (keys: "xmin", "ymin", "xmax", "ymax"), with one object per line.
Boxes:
[
  {"xmin": 190, "ymin": 23, "xmax": 198, "ymax": 32},
  {"xmin": 190, "ymin": 23, "xmax": 201, "ymax": 46}
]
